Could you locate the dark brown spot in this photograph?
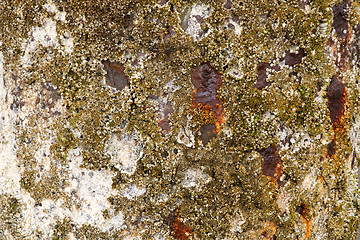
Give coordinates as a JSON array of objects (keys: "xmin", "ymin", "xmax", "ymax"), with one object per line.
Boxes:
[
  {"xmin": 258, "ymin": 145, "xmax": 285, "ymax": 186},
  {"xmin": 166, "ymin": 208, "xmax": 193, "ymax": 240},
  {"xmin": 351, "ymin": 151, "xmax": 356, "ymax": 169},
  {"xmin": 224, "ymin": 0, "xmax": 232, "ymax": 9},
  {"xmin": 10, "ymin": 87, "xmax": 25, "ymax": 111},
  {"xmin": 327, "ymin": 139, "xmax": 336, "ymax": 157},
  {"xmin": 326, "ymin": 76, "xmax": 346, "ymax": 127},
  {"xmin": 191, "ymin": 63, "xmax": 224, "ymax": 146},
  {"xmin": 227, "ymin": 22, "xmax": 235, "ymax": 30},
  {"xmin": 199, "ymin": 124, "xmax": 217, "ymax": 146},
  {"xmin": 332, "ymin": 0, "xmax": 351, "ymax": 40},
  {"xmin": 193, "ymin": 15, "xmax": 205, "ymax": 24},
  {"xmin": 159, "ymin": 119, "xmax": 171, "ymax": 133},
  {"xmin": 295, "ymin": 203, "xmax": 306, "ymax": 215},
  {"xmin": 259, "ymin": 145, "xmax": 281, "ymax": 178},
  {"xmin": 295, "ymin": 203, "xmax": 311, "ymax": 238},
  {"xmin": 102, "ymin": 60, "xmax": 129, "ymax": 91},
  {"xmin": 255, "ymin": 62, "xmax": 272, "ymax": 90},
  {"xmin": 331, "ymin": 0, "xmax": 351, "ymax": 71},
  {"xmin": 232, "ymin": 15, "xmax": 240, "ymax": 23},
  {"xmin": 285, "ymin": 49, "xmax": 305, "ymax": 67}
]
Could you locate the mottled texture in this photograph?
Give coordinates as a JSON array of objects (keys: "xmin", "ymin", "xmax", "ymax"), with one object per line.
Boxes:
[{"xmin": 0, "ymin": 0, "xmax": 360, "ymax": 239}]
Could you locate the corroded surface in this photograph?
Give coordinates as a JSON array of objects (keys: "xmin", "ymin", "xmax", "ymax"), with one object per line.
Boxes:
[{"xmin": 0, "ymin": 0, "xmax": 360, "ymax": 239}]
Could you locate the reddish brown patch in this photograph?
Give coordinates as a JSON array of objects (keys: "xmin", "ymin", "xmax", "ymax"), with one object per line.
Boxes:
[
  {"xmin": 330, "ymin": 0, "xmax": 352, "ymax": 72},
  {"xmin": 167, "ymin": 208, "xmax": 193, "ymax": 240},
  {"xmin": 295, "ymin": 203, "xmax": 311, "ymax": 239},
  {"xmin": 326, "ymin": 76, "xmax": 346, "ymax": 128},
  {"xmin": 102, "ymin": 60, "xmax": 129, "ymax": 90},
  {"xmin": 255, "ymin": 62, "xmax": 272, "ymax": 90},
  {"xmin": 258, "ymin": 145, "xmax": 285, "ymax": 187},
  {"xmin": 285, "ymin": 49, "xmax": 305, "ymax": 67},
  {"xmin": 191, "ymin": 63, "xmax": 225, "ymax": 145},
  {"xmin": 327, "ymin": 138, "xmax": 336, "ymax": 157},
  {"xmin": 224, "ymin": 0, "xmax": 232, "ymax": 9},
  {"xmin": 332, "ymin": 0, "xmax": 351, "ymax": 41},
  {"xmin": 323, "ymin": 0, "xmax": 351, "ymax": 160},
  {"xmin": 159, "ymin": 102, "xmax": 174, "ymax": 134}
]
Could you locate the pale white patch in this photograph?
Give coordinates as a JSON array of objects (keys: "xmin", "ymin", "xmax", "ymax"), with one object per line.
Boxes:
[
  {"xmin": 105, "ymin": 134, "xmax": 143, "ymax": 175},
  {"xmin": 22, "ymin": 19, "xmax": 59, "ymax": 66},
  {"xmin": 182, "ymin": 4, "xmax": 211, "ymax": 40},
  {"xmin": 301, "ymin": 170, "xmax": 317, "ymax": 190},
  {"xmin": 43, "ymin": 1, "xmax": 66, "ymax": 21},
  {"xmin": 153, "ymin": 233, "xmax": 166, "ymax": 240},
  {"xmin": 64, "ymin": 148, "xmax": 124, "ymax": 232},
  {"xmin": 177, "ymin": 125, "xmax": 195, "ymax": 148},
  {"xmin": 122, "ymin": 183, "xmax": 147, "ymax": 200},
  {"xmin": 277, "ymin": 190, "xmax": 291, "ymax": 212},
  {"xmin": 60, "ymin": 34, "xmax": 74, "ymax": 54},
  {"xmin": 227, "ymin": 66, "xmax": 244, "ymax": 79},
  {"xmin": 350, "ymin": 114, "xmax": 360, "ymax": 156},
  {"xmin": 0, "ymin": 51, "xmax": 21, "ymax": 197},
  {"xmin": 165, "ymin": 80, "xmax": 182, "ymax": 93},
  {"xmin": 226, "ymin": 18, "xmax": 242, "ymax": 35},
  {"xmin": 229, "ymin": 212, "xmax": 246, "ymax": 233},
  {"xmin": 182, "ymin": 168, "xmax": 211, "ymax": 190},
  {"xmin": 33, "ymin": 140, "xmax": 52, "ymax": 172}
]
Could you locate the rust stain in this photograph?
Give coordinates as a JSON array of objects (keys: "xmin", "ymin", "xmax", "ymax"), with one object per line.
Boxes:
[
  {"xmin": 331, "ymin": 0, "xmax": 352, "ymax": 72},
  {"xmin": 324, "ymin": 0, "xmax": 351, "ymax": 159},
  {"xmin": 326, "ymin": 76, "xmax": 347, "ymax": 129},
  {"xmin": 284, "ymin": 49, "xmax": 305, "ymax": 67},
  {"xmin": 250, "ymin": 221, "xmax": 277, "ymax": 240},
  {"xmin": 166, "ymin": 208, "xmax": 194, "ymax": 240},
  {"xmin": 326, "ymin": 138, "xmax": 337, "ymax": 158},
  {"xmin": 258, "ymin": 145, "xmax": 285, "ymax": 187},
  {"xmin": 255, "ymin": 62, "xmax": 273, "ymax": 90},
  {"xmin": 102, "ymin": 60, "xmax": 129, "ymax": 91},
  {"xmin": 191, "ymin": 63, "xmax": 225, "ymax": 145}
]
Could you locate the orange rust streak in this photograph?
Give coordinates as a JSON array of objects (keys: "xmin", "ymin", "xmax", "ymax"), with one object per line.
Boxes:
[
  {"xmin": 168, "ymin": 209, "xmax": 193, "ymax": 240},
  {"xmin": 304, "ymin": 219, "xmax": 311, "ymax": 239},
  {"xmin": 258, "ymin": 221, "xmax": 277, "ymax": 240},
  {"xmin": 333, "ymin": 87, "xmax": 347, "ymax": 131},
  {"xmin": 191, "ymin": 63, "xmax": 225, "ymax": 145},
  {"xmin": 214, "ymin": 103, "xmax": 225, "ymax": 133}
]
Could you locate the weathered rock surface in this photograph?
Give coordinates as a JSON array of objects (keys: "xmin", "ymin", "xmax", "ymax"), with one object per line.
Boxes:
[{"xmin": 1, "ymin": 0, "xmax": 360, "ymax": 239}]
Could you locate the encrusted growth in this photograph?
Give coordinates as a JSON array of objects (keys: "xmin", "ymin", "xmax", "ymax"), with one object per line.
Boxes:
[
  {"xmin": 0, "ymin": 0, "xmax": 359, "ymax": 239},
  {"xmin": 191, "ymin": 62, "xmax": 224, "ymax": 145}
]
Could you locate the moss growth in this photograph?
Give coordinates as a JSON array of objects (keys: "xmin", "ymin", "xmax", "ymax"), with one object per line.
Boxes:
[
  {"xmin": 1, "ymin": 0, "xmax": 359, "ymax": 238},
  {"xmin": 0, "ymin": 195, "xmax": 22, "ymax": 239}
]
